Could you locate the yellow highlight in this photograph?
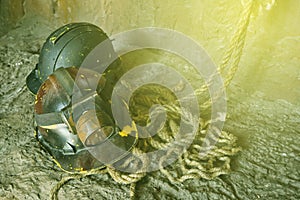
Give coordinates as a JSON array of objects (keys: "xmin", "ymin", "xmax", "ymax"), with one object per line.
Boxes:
[{"xmin": 119, "ymin": 121, "xmax": 137, "ymax": 137}]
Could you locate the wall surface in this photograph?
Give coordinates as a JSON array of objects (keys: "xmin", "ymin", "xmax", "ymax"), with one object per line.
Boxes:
[
  {"xmin": 0, "ymin": 0, "xmax": 299, "ymax": 199},
  {"xmin": 1, "ymin": 0, "xmax": 299, "ymax": 103}
]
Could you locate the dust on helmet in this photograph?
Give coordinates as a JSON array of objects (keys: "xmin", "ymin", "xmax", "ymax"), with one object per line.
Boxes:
[
  {"xmin": 34, "ymin": 66, "xmax": 138, "ymax": 172},
  {"xmin": 27, "ymin": 23, "xmax": 138, "ymax": 172},
  {"xmin": 26, "ymin": 22, "xmax": 116, "ymax": 94}
]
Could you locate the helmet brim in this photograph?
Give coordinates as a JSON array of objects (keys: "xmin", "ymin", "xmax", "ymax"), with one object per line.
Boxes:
[{"xmin": 26, "ymin": 64, "xmax": 42, "ymax": 94}]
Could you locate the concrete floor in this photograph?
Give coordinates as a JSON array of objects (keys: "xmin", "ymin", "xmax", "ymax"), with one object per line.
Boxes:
[{"xmin": 0, "ymin": 16, "xmax": 299, "ymax": 200}]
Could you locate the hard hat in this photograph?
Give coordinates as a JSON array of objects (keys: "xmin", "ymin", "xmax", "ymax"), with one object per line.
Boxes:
[
  {"xmin": 26, "ymin": 22, "xmax": 116, "ymax": 94},
  {"xmin": 34, "ymin": 66, "xmax": 137, "ymax": 171},
  {"xmin": 27, "ymin": 23, "xmax": 137, "ymax": 172}
]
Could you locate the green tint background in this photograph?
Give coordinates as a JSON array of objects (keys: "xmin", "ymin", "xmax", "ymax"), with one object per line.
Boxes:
[{"xmin": 0, "ymin": 0, "xmax": 299, "ymax": 199}]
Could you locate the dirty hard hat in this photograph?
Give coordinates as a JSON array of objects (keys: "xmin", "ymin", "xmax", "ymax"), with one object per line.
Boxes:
[
  {"xmin": 34, "ymin": 67, "xmax": 137, "ymax": 171},
  {"xmin": 27, "ymin": 23, "xmax": 137, "ymax": 172},
  {"xmin": 26, "ymin": 22, "xmax": 116, "ymax": 94}
]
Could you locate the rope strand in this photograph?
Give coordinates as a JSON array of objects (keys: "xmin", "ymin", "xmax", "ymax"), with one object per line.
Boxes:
[{"xmin": 49, "ymin": 1, "xmax": 255, "ymax": 199}]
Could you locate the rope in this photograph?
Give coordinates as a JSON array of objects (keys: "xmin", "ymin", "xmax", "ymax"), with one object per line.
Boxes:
[
  {"xmin": 199, "ymin": 0, "xmax": 254, "ymax": 110},
  {"xmin": 223, "ymin": 0, "xmax": 255, "ymax": 86},
  {"xmin": 141, "ymin": 0, "xmax": 254, "ymax": 186},
  {"xmin": 50, "ymin": 167, "xmax": 107, "ymax": 200},
  {"xmin": 49, "ymin": 1, "xmax": 255, "ymax": 199},
  {"xmin": 50, "ymin": 146, "xmax": 147, "ymax": 199}
]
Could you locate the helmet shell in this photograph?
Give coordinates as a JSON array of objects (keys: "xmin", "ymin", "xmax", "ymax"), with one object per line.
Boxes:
[
  {"xmin": 26, "ymin": 22, "xmax": 115, "ymax": 94},
  {"xmin": 34, "ymin": 67, "xmax": 137, "ymax": 172}
]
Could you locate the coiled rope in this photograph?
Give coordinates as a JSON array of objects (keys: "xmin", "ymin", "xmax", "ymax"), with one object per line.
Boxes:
[{"xmin": 50, "ymin": 1, "xmax": 255, "ymax": 199}]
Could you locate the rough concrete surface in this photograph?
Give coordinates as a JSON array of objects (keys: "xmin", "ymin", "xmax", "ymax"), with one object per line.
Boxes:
[{"xmin": 0, "ymin": 13, "xmax": 300, "ymax": 200}]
